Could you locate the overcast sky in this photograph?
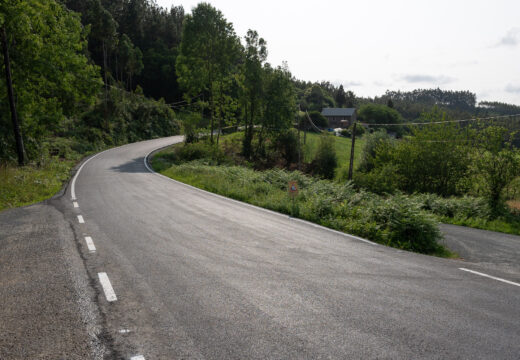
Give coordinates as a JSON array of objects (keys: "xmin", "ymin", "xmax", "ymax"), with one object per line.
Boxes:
[{"xmin": 156, "ymin": 0, "xmax": 520, "ymax": 105}]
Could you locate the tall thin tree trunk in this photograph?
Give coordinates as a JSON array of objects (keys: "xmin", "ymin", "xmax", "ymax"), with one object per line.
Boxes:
[
  {"xmin": 209, "ymin": 92, "xmax": 214, "ymax": 144},
  {"xmin": 103, "ymin": 41, "xmax": 108, "ymax": 103},
  {"xmin": 1, "ymin": 26, "xmax": 24, "ymax": 166}
]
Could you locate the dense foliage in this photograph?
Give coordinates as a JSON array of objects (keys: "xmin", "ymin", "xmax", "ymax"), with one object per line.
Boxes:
[
  {"xmin": 0, "ymin": 0, "xmax": 102, "ymax": 161},
  {"xmin": 355, "ymin": 110, "xmax": 520, "ymax": 216}
]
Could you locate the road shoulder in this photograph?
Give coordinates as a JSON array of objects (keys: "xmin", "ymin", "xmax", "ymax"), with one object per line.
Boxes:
[{"xmin": 0, "ymin": 201, "xmax": 107, "ymax": 359}]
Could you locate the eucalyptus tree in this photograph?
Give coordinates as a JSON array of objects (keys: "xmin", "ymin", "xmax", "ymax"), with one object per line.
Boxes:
[
  {"xmin": 176, "ymin": 3, "xmax": 241, "ymax": 143},
  {"xmin": 241, "ymin": 29, "xmax": 267, "ymax": 158}
]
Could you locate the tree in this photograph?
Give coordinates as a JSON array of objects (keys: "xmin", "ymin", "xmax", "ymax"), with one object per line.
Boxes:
[
  {"xmin": 83, "ymin": 0, "xmax": 117, "ymax": 99},
  {"xmin": 117, "ymin": 34, "xmax": 143, "ymax": 90},
  {"xmin": 303, "ymin": 84, "xmax": 335, "ymax": 111},
  {"xmin": 261, "ymin": 64, "xmax": 296, "ymax": 137},
  {"xmin": 176, "ymin": 3, "xmax": 241, "ymax": 143},
  {"xmin": 312, "ymin": 135, "xmax": 337, "ymax": 179},
  {"xmin": 471, "ymin": 126, "xmax": 520, "ymax": 213},
  {"xmin": 345, "ymin": 90, "xmax": 356, "ymax": 108},
  {"xmin": 357, "ymin": 103, "xmax": 403, "ymax": 135},
  {"xmin": 241, "ymin": 29, "xmax": 267, "ymax": 158},
  {"xmin": 358, "ymin": 110, "xmax": 472, "ymax": 196},
  {"xmin": 335, "ymin": 85, "xmax": 346, "ymax": 108},
  {"xmin": 0, "ymin": 0, "xmax": 102, "ymax": 161}
]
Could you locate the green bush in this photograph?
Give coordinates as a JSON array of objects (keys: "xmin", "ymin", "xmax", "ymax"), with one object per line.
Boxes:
[
  {"xmin": 354, "ymin": 163, "xmax": 401, "ymax": 194},
  {"xmin": 412, "ymin": 193, "xmax": 492, "ymax": 219},
  {"xmin": 311, "ymin": 135, "xmax": 337, "ymax": 179},
  {"xmin": 274, "ymin": 129, "xmax": 300, "ymax": 166}
]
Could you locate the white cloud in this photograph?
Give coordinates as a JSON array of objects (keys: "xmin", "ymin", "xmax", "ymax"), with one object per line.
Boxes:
[
  {"xmin": 400, "ymin": 74, "xmax": 455, "ymax": 85},
  {"xmin": 505, "ymin": 84, "xmax": 520, "ymax": 93},
  {"xmin": 496, "ymin": 28, "xmax": 520, "ymax": 47}
]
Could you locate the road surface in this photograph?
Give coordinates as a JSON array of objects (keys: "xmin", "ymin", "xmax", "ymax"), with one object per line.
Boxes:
[{"xmin": 1, "ymin": 136, "xmax": 519, "ymax": 359}]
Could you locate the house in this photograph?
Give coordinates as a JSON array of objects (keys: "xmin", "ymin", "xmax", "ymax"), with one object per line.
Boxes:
[{"xmin": 321, "ymin": 108, "xmax": 356, "ymax": 128}]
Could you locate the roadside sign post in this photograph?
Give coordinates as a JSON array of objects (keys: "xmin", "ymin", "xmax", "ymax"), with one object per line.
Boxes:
[{"xmin": 288, "ymin": 181, "xmax": 298, "ymax": 216}]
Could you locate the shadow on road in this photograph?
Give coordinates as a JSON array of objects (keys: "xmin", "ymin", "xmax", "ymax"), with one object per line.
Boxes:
[{"xmin": 109, "ymin": 157, "xmax": 149, "ymax": 174}]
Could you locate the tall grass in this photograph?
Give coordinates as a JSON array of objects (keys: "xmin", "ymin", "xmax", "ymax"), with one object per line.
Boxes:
[{"xmin": 0, "ymin": 159, "xmax": 75, "ymax": 211}]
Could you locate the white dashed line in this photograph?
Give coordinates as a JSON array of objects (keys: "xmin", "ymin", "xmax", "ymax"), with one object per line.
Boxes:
[
  {"xmin": 77, "ymin": 215, "xmax": 85, "ymax": 224},
  {"xmin": 459, "ymin": 268, "xmax": 520, "ymax": 288},
  {"xmin": 85, "ymin": 236, "xmax": 96, "ymax": 252},
  {"xmin": 73, "ymin": 201, "xmax": 79, "ymax": 208},
  {"xmin": 130, "ymin": 356, "xmax": 145, "ymax": 360},
  {"xmin": 98, "ymin": 272, "xmax": 117, "ymax": 302}
]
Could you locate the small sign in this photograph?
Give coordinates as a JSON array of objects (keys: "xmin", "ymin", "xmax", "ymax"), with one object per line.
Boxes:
[{"xmin": 288, "ymin": 181, "xmax": 298, "ymax": 197}]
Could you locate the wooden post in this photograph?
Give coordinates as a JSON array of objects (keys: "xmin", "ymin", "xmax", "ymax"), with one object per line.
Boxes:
[
  {"xmin": 1, "ymin": 26, "xmax": 25, "ymax": 166},
  {"xmin": 297, "ymin": 113, "xmax": 301, "ymax": 170},
  {"xmin": 348, "ymin": 122, "xmax": 357, "ymax": 180}
]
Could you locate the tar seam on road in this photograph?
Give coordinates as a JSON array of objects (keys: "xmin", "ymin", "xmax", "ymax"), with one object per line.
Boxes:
[
  {"xmin": 459, "ymin": 268, "xmax": 520, "ymax": 288},
  {"xmin": 98, "ymin": 272, "xmax": 117, "ymax": 302},
  {"xmin": 85, "ymin": 236, "xmax": 96, "ymax": 252},
  {"xmin": 143, "ymin": 146, "xmax": 377, "ymax": 247},
  {"xmin": 77, "ymin": 215, "xmax": 85, "ymax": 224}
]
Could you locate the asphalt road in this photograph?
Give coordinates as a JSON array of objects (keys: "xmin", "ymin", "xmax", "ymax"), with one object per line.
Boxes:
[{"xmin": 2, "ymin": 136, "xmax": 520, "ymax": 359}]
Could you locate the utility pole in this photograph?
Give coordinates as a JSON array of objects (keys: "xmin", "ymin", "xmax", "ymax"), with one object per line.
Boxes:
[
  {"xmin": 297, "ymin": 111, "xmax": 301, "ymax": 170},
  {"xmin": 348, "ymin": 122, "xmax": 357, "ymax": 180},
  {"xmin": 1, "ymin": 25, "xmax": 25, "ymax": 166}
]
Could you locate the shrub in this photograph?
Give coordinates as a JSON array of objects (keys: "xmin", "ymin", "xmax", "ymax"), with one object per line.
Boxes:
[
  {"xmin": 274, "ymin": 129, "xmax": 300, "ymax": 166},
  {"xmin": 358, "ymin": 130, "xmax": 393, "ymax": 172},
  {"xmin": 349, "ymin": 123, "xmax": 365, "ymax": 137},
  {"xmin": 311, "ymin": 135, "xmax": 337, "ymax": 179},
  {"xmin": 339, "ymin": 129, "xmax": 350, "ymax": 137},
  {"xmin": 181, "ymin": 112, "xmax": 203, "ymax": 144},
  {"xmin": 172, "ymin": 142, "xmax": 227, "ymax": 164},
  {"xmin": 354, "ymin": 163, "xmax": 401, "ymax": 194}
]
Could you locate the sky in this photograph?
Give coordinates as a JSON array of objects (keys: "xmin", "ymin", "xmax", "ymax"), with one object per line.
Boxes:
[{"xmin": 156, "ymin": 0, "xmax": 520, "ymax": 105}]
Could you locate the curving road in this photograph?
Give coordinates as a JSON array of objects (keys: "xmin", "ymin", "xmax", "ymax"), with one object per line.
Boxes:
[{"xmin": 50, "ymin": 137, "xmax": 520, "ymax": 358}]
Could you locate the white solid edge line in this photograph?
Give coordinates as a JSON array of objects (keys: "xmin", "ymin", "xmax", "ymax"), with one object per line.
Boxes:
[
  {"xmin": 77, "ymin": 215, "xmax": 85, "ymax": 224},
  {"xmin": 459, "ymin": 268, "xmax": 520, "ymax": 288},
  {"xmin": 71, "ymin": 149, "xmax": 111, "ymax": 200},
  {"xmin": 98, "ymin": 272, "xmax": 117, "ymax": 302},
  {"xmin": 73, "ymin": 201, "xmax": 79, "ymax": 208},
  {"xmin": 130, "ymin": 356, "xmax": 145, "ymax": 360},
  {"xmin": 85, "ymin": 236, "xmax": 96, "ymax": 252},
  {"xmin": 144, "ymin": 146, "xmax": 377, "ymax": 246}
]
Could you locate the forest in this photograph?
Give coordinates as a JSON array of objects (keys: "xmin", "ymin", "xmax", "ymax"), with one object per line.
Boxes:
[{"xmin": 2, "ymin": 0, "xmax": 520, "ymax": 254}]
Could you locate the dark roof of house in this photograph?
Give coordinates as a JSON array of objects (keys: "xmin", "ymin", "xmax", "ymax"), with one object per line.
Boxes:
[{"xmin": 321, "ymin": 108, "xmax": 356, "ymax": 117}]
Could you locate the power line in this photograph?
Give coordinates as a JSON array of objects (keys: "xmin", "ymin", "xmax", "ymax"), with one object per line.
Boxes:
[{"xmin": 360, "ymin": 113, "xmax": 520, "ymax": 127}]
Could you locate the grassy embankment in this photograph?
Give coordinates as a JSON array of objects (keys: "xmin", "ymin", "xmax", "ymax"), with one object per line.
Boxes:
[
  {"xmin": 151, "ymin": 134, "xmax": 453, "ymax": 257},
  {"xmin": 0, "ymin": 159, "xmax": 76, "ymax": 212}
]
